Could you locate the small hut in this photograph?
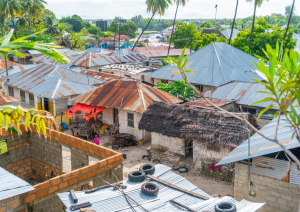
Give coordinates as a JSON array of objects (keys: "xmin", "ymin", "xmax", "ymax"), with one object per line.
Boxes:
[{"xmin": 138, "ymin": 102, "xmax": 259, "ymax": 180}]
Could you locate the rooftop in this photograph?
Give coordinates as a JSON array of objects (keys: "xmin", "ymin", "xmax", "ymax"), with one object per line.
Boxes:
[
  {"xmin": 128, "ymin": 46, "xmax": 193, "ymax": 58},
  {"xmin": 80, "ymin": 70, "xmax": 138, "ymax": 82},
  {"xmin": 0, "ymin": 59, "xmax": 19, "ymax": 70},
  {"xmin": 57, "ymin": 164, "xmax": 265, "ymax": 212},
  {"xmin": 102, "ymin": 64, "xmax": 158, "ymax": 74},
  {"xmin": 0, "ymin": 93, "xmax": 21, "ymax": 104},
  {"xmin": 0, "ymin": 64, "xmax": 37, "ymax": 77},
  {"xmin": 185, "ymin": 98, "xmax": 234, "ymax": 108},
  {"xmin": 71, "ymin": 80, "xmax": 182, "ymax": 113}
]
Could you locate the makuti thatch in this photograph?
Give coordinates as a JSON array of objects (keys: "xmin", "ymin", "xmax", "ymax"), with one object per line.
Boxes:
[{"xmin": 138, "ymin": 102, "xmax": 260, "ymax": 148}]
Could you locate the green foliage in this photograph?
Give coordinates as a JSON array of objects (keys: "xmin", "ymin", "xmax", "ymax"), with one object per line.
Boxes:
[
  {"xmin": 59, "ymin": 15, "xmax": 88, "ymax": 32},
  {"xmin": 69, "ymin": 28, "xmax": 88, "ymax": 51},
  {"xmin": 88, "ymin": 26, "xmax": 104, "ymax": 37},
  {"xmin": 0, "ymin": 141, "xmax": 8, "ymax": 153},
  {"xmin": 232, "ymin": 18, "xmax": 296, "ymax": 60},
  {"xmin": 172, "ymin": 23, "xmax": 227, "ymax": 50},
  {"xmin": 146, "ymin": 0, "xmax": 172, "ymax": 16},
  {"xmin": 105, "ymin": 31, "xmax": 114, "ymax": 37},
  {"xmin": 107, "ymin": 21, "xmax": 137, "ymax": 38},
  {"xmin": 251, "ymin": 43, "xmax": 300, "ymax": 139},
  {"xmin": 157, "ymin": 79, "xmax": 197, "ymax": 101}
]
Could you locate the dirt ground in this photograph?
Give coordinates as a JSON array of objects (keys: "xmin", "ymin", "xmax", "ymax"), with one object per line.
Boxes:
[{"xmin": 61, "ymin": 128, "xmax": 233, "ymax": 197}]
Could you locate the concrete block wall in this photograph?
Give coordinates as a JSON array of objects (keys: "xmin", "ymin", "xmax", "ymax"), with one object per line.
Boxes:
[
  {"xmin": 71, "ymin": 146, "xmax": 89, "ymax": 170},
  {"xmin": 234, "ymin": 162, "xmax": 300, "ymax": 212},
  {"xmin": 0, "ymin": 195, "xmax": 26, "ymax": 212}
]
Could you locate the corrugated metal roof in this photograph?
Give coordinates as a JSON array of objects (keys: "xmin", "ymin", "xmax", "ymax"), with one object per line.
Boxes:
[
  {"xmin": 201, "ymin": 81, "xmax": 285, "ymax": 109},
  {"xmin": 185, "ymin": 99, "xmax": 234, "ymax": 108},
  {"xmin": 0, "ymin": 64, "xmax": 37, "ymax": 77},
  {"xmin": 1, "ymin": 64, "xmax": 102, "ymax": 98},
  {"xmin": 110, "ymin": 49, "xmax": 148, "ymax": 60},
  {"xmin": 128, "ymin": 46, "xmax": 193, "ymax": 58},
  {"xmin": 0, "ymin": 167, "xmax": 34, "ymax": 201},
  {"xmin": 146, "ymin": 43, "xmax": 263, "ymax": 86},
  {"xmin": 57, "ymin": 164, "xmax": 265, "ymax": 212},
  {"xmin": 84, "ymin": 48, "xmax": 112, "ymax": 54},
  {"xmin": 80, "ymin": 70, "xmax": 138, "ymax": 82},
  {"xmin": 71, "ymin": 80, "xmax": 182, "ymax": 113},
  {"xmin": 0, "ymin": 94, "xmax": 20, "ymax": 104},
  {"xmin": 27, "ymin": 48, "xmax": 73, "ymax": 55},
  {"xmin": 0, "ymin": 59, "xmax": 19, "ymax": 70},
  {"xmin": 216, "ymin": 115, "xmax": 300, "ymax": 165},
  {"xmin": 221, "ymin": 29, "xmax": 240, "ymax": 40}
]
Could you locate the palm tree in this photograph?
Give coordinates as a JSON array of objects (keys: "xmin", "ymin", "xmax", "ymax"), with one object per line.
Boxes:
[
  {"xmin": 246, "ymin": 0, "xmax": 269, "ymax": 49},
  {"xmin": 132, "ymin": 0, "xmax": 172, "ymax": 51},
  {"xmin": 0, "ymin": 0, "xmax": 23, "ymax": 38},
  {"xmin": 22, "ymin": 0, "xmax": 47, "ymax": 34},
  {"xmin": 283, "ymin": 0, "xmax": 295, "ymax": 41},
  {"xmin": 44, "ymin": 14, "xmax": 59, "ymax": 36},
  {"xmin": 228, "ymin": 0, "xmax": 238, "ymax": 44},
  {"xmin": 167, "ymin": 0, "xmax": 189, "ymax": 56}
]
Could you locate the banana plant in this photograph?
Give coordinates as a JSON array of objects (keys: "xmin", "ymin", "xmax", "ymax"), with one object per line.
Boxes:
[
  {"xmin": 0, "ymin": 105, "xmax": 57, "ymax": 138},
  {"xmin": 0, "ymin": 29, "xmax": 70, "ymax": 76}
]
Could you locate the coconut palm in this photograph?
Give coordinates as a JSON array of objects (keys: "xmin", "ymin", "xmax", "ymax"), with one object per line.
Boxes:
[
  {"xmin": 0, "ymin": 0, "xmax": 23, "ymax": 38},
  {"xmin": 167, "ymin": 0, "xmax": 189, "ymax": 56},
  {"xmin": 22, "ymin": 0, "xmax": 47, "ymax": 34},
  {"xmin": 44, "ymin": 14, "xmax": 59, "ymax": 36},
  {"xmin": 228, "ymin": 0, "xmax": 238, "ymax": 44},
  {"xmin": 132, "ymin": 0, "xmax": 172, "ymax": 50}
]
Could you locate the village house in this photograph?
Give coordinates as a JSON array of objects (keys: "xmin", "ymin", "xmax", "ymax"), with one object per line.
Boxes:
[
  {"xmin": 57, "ymin": 163, "xmax": 265, "ymax": 212},
  {"xmin": 146, "ymin": 43, "xmax": 263, "ymax": 90},
  {"xmin": 186, "ymin": 81, "xmax": 284, "ymax": 127},
  {"xmin": 217, "ymin": 115, "xmax": 300, "ymax": 212},
  {"xmin": 0, "ymin": 93, "xmax": 21, "ymax": 106},
  {"xmin": 0, "ymin": 125, "xmax": 123, "ymax": 212},
  {"xmin": 0, "ymin": 63, "xmax": 105, "ymax": 125},
  {"xmin": 138, "ymin": 102, "xmax": 260, "ymax": 181},
  {"xmin": 70, "ymin": 80, "xmax": 182, "ymax": 142},
  {"xmin": 201, "ymin": 28, "xmax": 225, "ymax": 38}
]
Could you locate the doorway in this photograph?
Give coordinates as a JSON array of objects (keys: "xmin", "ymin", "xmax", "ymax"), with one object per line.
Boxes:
[
  {"xmin": 185, "ymin": 139, "xmax": 193, "ymax": 159},
  {"xmin": 44, "ymin": 98, "xmax": 49, "ymax": 112}
]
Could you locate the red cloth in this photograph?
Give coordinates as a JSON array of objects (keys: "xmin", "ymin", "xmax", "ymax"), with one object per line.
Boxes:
[{"xmin": 65, "ymin": 103, "xmax": 105, "ymax": 120}]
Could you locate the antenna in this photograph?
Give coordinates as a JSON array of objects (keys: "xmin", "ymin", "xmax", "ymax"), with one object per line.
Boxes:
[{"xmin": 212, "ymin": 4, "xmax": 218, "ymax": 102}]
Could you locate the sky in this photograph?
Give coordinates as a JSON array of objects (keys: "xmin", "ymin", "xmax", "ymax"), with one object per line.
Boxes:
[{"xmin": 46, "ymin": 0, "xmax": 298, "ymax": 20}]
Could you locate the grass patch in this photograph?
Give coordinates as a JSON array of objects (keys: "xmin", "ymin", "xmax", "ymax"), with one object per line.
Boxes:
[
  {"xmin": 0, "ymin": 141, "xmax": 7, "ymax": 153},
  {"xmin": 103, "ymin": 143, "xmax": 111, "ymax": 148}
]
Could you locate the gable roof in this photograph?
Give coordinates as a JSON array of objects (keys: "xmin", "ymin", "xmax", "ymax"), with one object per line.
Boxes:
[
  {"xmin": 0, "ymin": 94, "xmax": 20, "ymax": 104},
  {"xmin": 0, "ymin": 64, "xmax": 37, "ymax": 77},
  {"xmin": 0, "ymin": 59, "xmax": 19, "ymax": 70},
  {"xmin": 57, "ymin": 164, "xmax": 265, "ymax": 212},
  {"xmin": 201, "ymin": 29, "xmax": 225, "ymax": 38},
  {"xmin": 71, "ymin": 80, "xmax": 182, "ymax": 113},
  {"xmin": 138, "ymin": 101, "xmax": 259, "ymax": 147},
  {"xmin": 80, "ymin": 70, "xmax": 138, "ymax": 82},
  {"xmin": 84, "ymin": 48, "xmax": 112, "ymax": 54},
  {"xmin": 146, "ymin": 43, "xmax": 263, "ymax": 86},
  {"xmin": 217, "ymin": 115, "xmax": 300, "ymax": 166},
  {"xmin": 110, "ymin": 49, "xmax": 147, "ymax": 60},
  {"xmin": 221, "ymin": 29, "xmax": 240, "ymax": 40}
]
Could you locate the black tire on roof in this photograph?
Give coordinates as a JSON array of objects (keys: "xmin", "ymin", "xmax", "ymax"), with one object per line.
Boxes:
[
  {"xmin": 215, "ymin": 202, "xmax": 237, "ymax": 212},
  {"xmin": 128, "ymin": 171, "xmax": 146, "ymax": 182},
  {"xmin": 139, "ymin": 164, "xmax": 155, "ymax": 175},
  {"xmin": 141, "ymin": 182, "xmax": 159, "ymax": 196}
]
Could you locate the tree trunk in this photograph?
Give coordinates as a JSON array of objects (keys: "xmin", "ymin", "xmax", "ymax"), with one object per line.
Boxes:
[
  {"xmin": 30, "ymin": 11, "xmax": 32, "ymax": 34},
  {"xmin": 229, "ymin": 0, "xmax": 238, "ymax": 45},
  {"xmin": 12, "ymin": 21, "xmax": 18, "ymax": 39},
  {"xmin": 283, "ymin": 0, "xmax": 295, "ymax": 41},
  {"xmin": 249, "ymin": 0, "xmax": 257, "ymax": 50},
  {"xmin": 132, "ymin": 0, "xmax": 158, "ymax": 51},
  {"xmin": 168, "ymin": 1, "xmax": 180, "ymax": 56},
  {"xmin": 4, "ymin": 53, "xmax": 8, "ymax": 77}
]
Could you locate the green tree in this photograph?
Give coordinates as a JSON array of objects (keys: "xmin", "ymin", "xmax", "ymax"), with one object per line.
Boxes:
[
  {"xmin": 59, "ymin": 15, "xmax": 85, "ymax": 32},
  {"xmin": 232, "ymin": 18, "xmax": 296, "ymax": 59},
  {"xmin": 131, "ymin": 15, "xmax": 143, "ymax": 26},
  {"xmin": 69, "ymin": 27, "xmax": 88, "ymax": 51},
  {"xmin": 192, "ymin": 33, "xmax": 228, "ymax": 51},
  {"xmin": 22, "ymin": 0, "xmax": 46, "ymax": 34},
  {"xmin": 200, "ymin": 21, "xmax": 212, "ymax": 28},
  {"xmin": 44, "ymin": 14, "xmax": 59, "ymax": 36},
  {"xmin": 172, "ymin": 23, "xmax": 198, "ymax": 49},
  {"xmin": 107, "ymin": 21, "xmax": 137, "ymax": 38},
  {"xmin": 87, "ymin": 26, "xmax": 102, "ymax": 36},
  {"xmin": 146, "ymin": 0, "xmax": 172, "ymax": 16}
]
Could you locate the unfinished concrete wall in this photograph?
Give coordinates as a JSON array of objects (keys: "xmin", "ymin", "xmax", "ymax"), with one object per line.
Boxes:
[
  {"xmin": 234, "ymin": 162, "xmax": 300, "ymax": 212},
  {"xmin": 102, "ymin": 108, "xmax": 114, "ymax": 125},
  {"xmin": 53, "ymin": 98, "xmax": 68, "ymax": 116},
  {"xmin": 71, "ymin": 146, "xmax": 89, "ymax": 170},
  {"xmin": 151, "ymin": 132, "xmax": 185, "ymax": 155}
]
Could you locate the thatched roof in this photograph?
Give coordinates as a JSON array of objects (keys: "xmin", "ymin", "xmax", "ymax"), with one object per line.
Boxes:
[{"xmin": 138, "ymin": 102, "xmax": 260, "ymax": 148}]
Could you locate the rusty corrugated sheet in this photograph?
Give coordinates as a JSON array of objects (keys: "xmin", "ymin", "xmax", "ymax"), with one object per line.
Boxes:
[
  {"xmin": 128, "ymin": 46, "xmax": 193, "ymax": 58},
  {"xmin": 0, "ymin": 59, "xmax": 19, "ymax": 70},
  {"xmin": 80, "ymin": 70, "xmax": 138, "ymax": 82},
  {"xmin": 185, "ymin": 99, "xmax": 234, "ymax": 108},
  {"xmin": 71, "ymin": 80, "xmax": 182, "ymax": 113},
  {"xmin": 0, "ymin": 94, "xmax": 20, "ymax": 104}
]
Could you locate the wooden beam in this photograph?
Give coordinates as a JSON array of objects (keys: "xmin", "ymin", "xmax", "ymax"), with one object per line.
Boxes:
[
  {"xmin": 146, "ymin": 175, "xmax": 209, "ymax": 200},
  {"xmin": 170, "ymin": 200, "xmax": 198, "ymax": 212}
]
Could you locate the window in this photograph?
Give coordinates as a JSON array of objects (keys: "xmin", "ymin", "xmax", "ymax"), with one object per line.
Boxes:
[
  {"xmin": 195, "ymin": 84, "xmax": 203, "ymax": 92},
  {"xmin": 0, "ymin": 140, "xmax": 7, "ymax": 154},
  {"xmin": 29, "ymin": 93, "xmax": 34, "ymax": 107},
  {"xmin": 141, "ymin": 75, "xmax": 145, "ymax": 81},
  {"xmin": 8, "ymin": 86, "xmax": 14, "ymax": 97},
  {"xmin": 125, "ymin": 75, "xmax": 131, "ymax": 78},
  {"xmin": 161, "ymin": 79, "xmax": 168, "ymax": 84},
  {"xmin": 127, "ymin": 113, "xmax": 134, "ymax": 128},
  {"xmin": 20, "ymin": 90, "xmax": 26, "ymax": 103}
]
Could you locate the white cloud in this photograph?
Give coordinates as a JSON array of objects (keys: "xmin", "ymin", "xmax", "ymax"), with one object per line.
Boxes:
[{"xmin": 45, "ymin": 0, "xmax": 298, "ymax": 19}]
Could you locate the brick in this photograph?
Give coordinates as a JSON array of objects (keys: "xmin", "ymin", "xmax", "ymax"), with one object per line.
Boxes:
[
  {"xmin": 100, "ymin": 160, "xmax": 107, "ymax": 167},
  {"xmin": 8, "ymin": 201, "xmax": 20, "ymax": 210},
  {"xmin": 84, "ymin": 147, "xmax": 88, "ymax": 152},
  {"xmin": 7, "ymin": 146, "xmax": 15, "ymax": 151},
  {"xmin": 17, "ymin": 209, "xmax": 25, "ymax": 212},
  {"xmin": 105, "ymin": 149, "xmax": 111, "ymax": 156},
  {"xmin": 100, "ymin": 152, "xmax": 107, "ymax": 158},
  {"xmin": 69, "ymin": 178, "xmax": 78, "ymax": 185},
  {"xmin": 20, "ymin": 164, "xmax": 26, "ymax": 168},
  {"xmin": 37, "ymin": 189, "xmax": 48, "ymax": 198},
  {"xmin": 79, "ymin": 174, "xmax": 87, "ymax": 181},
  {"xmin": 107, "ymin": 157, "xmax": 115, "ymax": 164},
  {"xmin": 59, "ymin": 182, "xmax": 68, "ymax": 190},
  {"xmin": 0, "ymin": 201, "xmax": 2, "ymax": 206},
  {"xmin": 51, "ymin": 178, "xmax": 61, "ymax": 186},
  {"xmin": 81, "ymin": 167, "xmax": 90, "ymax": 173},
  {"xmin": 94, "ymin": 150, "xmax": 101, "ymax": 157},
  {"xmin": 16, "ymin": 144, "xmax": 22, "ymax": 149},
  {"xmin": 6, "ymin": 163, "xmax": 13, "ymax": 169},
  {"xmin": 90, "ymin": 163, "xmax": 98, "ymax": 171},
  {"xmin": 86, "ymin": 143, "xmax": 92, "ymax": 149},
  {"xmin": 88, "ymin": 171, "xmax": 95, "ymax": 178},
  {"xmin": 26, "ymin": 194, "xmax": 36, "ymax": 203},
  {"xmin": 116, "ymin": 154, "xmax": 123, "ymax": 161},
  {"xmin": 40, "ymin": 182, "xmax": 50, "ymax": 190},
  {"xmin": 49, "ymin": 186, "xmax": 58, "ymax": 193},
  {"xmin": 98, "ymin": 147, "xmax": 104, "ymax": 153},
  {"xmin": 77, "ymin": 145, "xmax": 83, "ymax": 150},
  {"xmin": 17, "ymin": 160, "xmax": 24, "ymax": 165},
  {"xmin": 81, "ymin": 140, "xmax": 87, "ymax": 147},
  {"xmin": 89, "ymin": 148, "xmax": 94, "ymax": 154},
  {"xmin": 0, "ymin": 206, "xmax": 6, "ymax": 212},
  {"xmin": 3, "ymin": 197, "xmax": 15, "ymax": 204}
]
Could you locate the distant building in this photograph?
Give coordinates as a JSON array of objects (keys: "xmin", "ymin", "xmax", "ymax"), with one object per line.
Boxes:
[
  {"xmin": 96, "ymin": 20, "xmax": 107, "ymax": 31},
  {"xmin": 201, "ymin": 28, "xmax": 225, "ymax": 38},
  {"xmin": 221, "ymin": 28, "xmax": 240, "ymax": 40}
]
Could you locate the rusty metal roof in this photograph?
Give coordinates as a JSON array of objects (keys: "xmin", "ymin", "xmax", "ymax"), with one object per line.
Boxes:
[
  {"xmin": 216, "ymin": 115, "xmax": 300, "ymax": 166},
  {"xmin": 128, "ymin": 46, "xmax": 193, "ymax": 58},
  {"xmin": 0, "ymin": 94, "xmax": 20, "ymax": 104},
  {"xmin": 185, "ymin": 98, "xmax": 234, "ymax": 108},
  {"xmin": 0, "ymin": 59, "xmax": 19, "ymax": 70},
  {"xmin": 80, "ymin": 70, "xmax": 138, "ymax": 82},
  {"xmin": 71, "ymin": 80, "xmax": 182, "ymax": 113},
  {"xmin": 0, "ymin": 64, "xmax": 37, "ymax": 77}
]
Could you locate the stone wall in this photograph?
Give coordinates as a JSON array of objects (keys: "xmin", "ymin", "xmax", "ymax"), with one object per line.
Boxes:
[{"xmin": 234, "ymin": 162, "xmax": 300, "ymax": 212}]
